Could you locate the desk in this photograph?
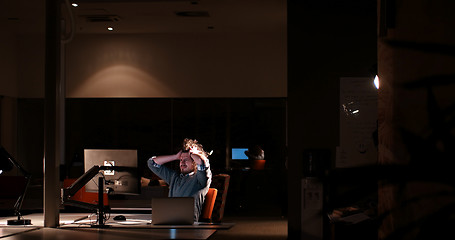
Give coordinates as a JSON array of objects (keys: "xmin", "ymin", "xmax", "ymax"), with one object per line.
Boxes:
[
  {"xmin": 0, "ymin": 213, "xmax": 233, "ymax": 240},
  {"xmin": 58, "ymin": 213, "xmax": 233, "ymax": 229}
]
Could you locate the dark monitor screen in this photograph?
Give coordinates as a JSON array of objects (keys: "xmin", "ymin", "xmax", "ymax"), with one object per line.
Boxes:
[
  {"xmin": 84, "ymin": 149, "xmax": 139, "ymax": 195},
  {"xmin": 231, "ymin": 148, "xmax": 249, "ymax": 160}
]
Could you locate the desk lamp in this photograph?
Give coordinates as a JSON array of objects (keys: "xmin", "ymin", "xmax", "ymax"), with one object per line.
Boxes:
[
  {"xmin": 0, "ymin": 146, "xmax": 32, "ymax": 225},
  {"xmin": 62, "ymin": 165, "xmax": 135, "ymax": 227}
]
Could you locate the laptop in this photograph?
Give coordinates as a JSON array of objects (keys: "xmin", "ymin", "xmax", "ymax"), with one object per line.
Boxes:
[{"xmin": 152, "ymin": 197, "xmax": 195, "ymax": 225}]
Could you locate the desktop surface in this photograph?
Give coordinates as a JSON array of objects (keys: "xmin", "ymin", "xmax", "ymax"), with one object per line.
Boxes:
[
  {"xmin": 0, "ymin": 213, "xmax": 232, "ymax": 240},
  {"xmin": 0, "ymin": 213, "xmax": 234, "ymax": 229}
]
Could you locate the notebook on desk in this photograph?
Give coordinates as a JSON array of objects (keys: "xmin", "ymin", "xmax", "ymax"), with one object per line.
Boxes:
[{"xmin": 151, "ymin": 197, "xmax": 195, "ymax": 225}]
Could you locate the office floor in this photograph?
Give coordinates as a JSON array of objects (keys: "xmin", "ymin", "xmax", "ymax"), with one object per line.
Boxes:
[{"xmin": 0, "ymin": 214, "xmax": 287, "ymax": 240}]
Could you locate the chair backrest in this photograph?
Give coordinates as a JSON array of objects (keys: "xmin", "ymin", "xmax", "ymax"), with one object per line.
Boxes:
[
  {"xmin": 200, "ymin": 188, "xmax": 218, "ymax": 221},
  {"xmin": 210, "ymin": 174, "xmax": 230, "ymax": 222}
]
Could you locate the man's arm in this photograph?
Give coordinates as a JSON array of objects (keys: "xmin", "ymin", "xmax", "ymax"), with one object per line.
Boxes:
[
  {"xmin": 147, "ymin": 152, "xmax": 181, "ymax": 185},
  {"xmin": 153, "ymin": 151, "xmax": 182, "ymax": 165},
  {"xmin": 188, "ymin": 146, "xmax": 211, "ymax": 188}
]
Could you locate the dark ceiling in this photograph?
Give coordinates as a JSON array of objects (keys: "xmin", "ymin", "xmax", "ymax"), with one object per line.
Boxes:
[{"xmin": 1, "ymin": 0, "xmax": 287, "ymax": 35}]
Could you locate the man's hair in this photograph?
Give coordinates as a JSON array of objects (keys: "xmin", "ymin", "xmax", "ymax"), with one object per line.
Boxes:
[{"xmin": 182, "ymin": 138, "xmax": 209, "ymax": 158}]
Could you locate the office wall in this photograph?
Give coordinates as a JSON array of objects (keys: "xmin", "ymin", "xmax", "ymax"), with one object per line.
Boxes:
[
  {"xmin": 16, "ymin": 35, "xmax": 46, "ymax": 98},
  {"xmin": 65, "ymin": 33, "xmax": 287, "ymax": 98},
  {"xmin": 0, "ymin": 32, "xmax": 19, "ymax": 158},
  {"xmin": 0, "ymin": 33, "xmax": 45, "ymax": 99},
  {"xmin": 5, "ymin": 32, "xmax": 285, "ymax": 99},
  {"xmin": 0, "ymin": 96, "xmax": 18, "ymax": 170},
  {"xmin": 0, "ymin": 32, "xmax": 18, "ymax": 97}
]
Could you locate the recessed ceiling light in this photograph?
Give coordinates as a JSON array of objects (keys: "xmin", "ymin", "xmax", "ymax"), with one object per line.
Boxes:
[
  {"xmin": 72, "ymin": 3, "xmax": 78, "ymax": 7},
  {"xmin": 107, "ymin": 27, "xmax": 114, "ymax": 31}
]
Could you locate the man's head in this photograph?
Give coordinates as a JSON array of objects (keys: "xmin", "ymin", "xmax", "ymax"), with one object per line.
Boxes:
[
  {"xmin": 179, "ymin": 151, "xmax": 196, "ymax": 174},
  {"xmin": 183, "ymin": 138, "xmax": 209, "ymax": 155}
]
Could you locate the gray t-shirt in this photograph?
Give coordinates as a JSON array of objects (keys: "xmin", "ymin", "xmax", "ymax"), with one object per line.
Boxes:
[{"xmin": 147, "ymin": 158, "xmax": 212, "ymax": 221}]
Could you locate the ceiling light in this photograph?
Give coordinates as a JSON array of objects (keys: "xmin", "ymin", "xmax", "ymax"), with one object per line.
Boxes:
[
  {"xmin": 107, "ymin": 27, "xmax": 114, "ymax": 31},
  {"xmin": 72, "ymin": 3, "xmax": 78, "ymax": 7}
]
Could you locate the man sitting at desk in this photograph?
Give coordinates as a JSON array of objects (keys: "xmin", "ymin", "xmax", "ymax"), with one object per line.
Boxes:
[{"xmin": 147, "ymin": 138, "xmax": 212, "ymax": 222}]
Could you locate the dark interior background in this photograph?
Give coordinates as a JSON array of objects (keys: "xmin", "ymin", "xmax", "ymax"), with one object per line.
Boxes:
[{"xmin": 17, "ymin": 97, "xmax": 287, "ymax": 216}]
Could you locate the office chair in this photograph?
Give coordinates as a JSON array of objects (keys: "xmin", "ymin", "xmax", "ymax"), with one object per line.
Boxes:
[
  {"xmin": 200, "ymin": 187, "xmax": 217, "ymax": 222},
  {"xmin": 210, "ymin": 174, "xmax": 230, "ymax": 222}
]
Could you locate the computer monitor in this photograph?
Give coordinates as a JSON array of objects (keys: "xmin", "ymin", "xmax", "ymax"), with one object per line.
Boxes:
[
  {"xmin": 84, "ymin": 149, "xmax": 139, "ymax": 195},
  {"xmin": 231, "ymin": 148, "xmax": 249, "ymax": 160}
]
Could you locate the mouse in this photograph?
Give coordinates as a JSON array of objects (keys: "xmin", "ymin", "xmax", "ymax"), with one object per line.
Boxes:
[{"xmin": 113, "ymin": 215, "xmax": 126, "ymax": 221}]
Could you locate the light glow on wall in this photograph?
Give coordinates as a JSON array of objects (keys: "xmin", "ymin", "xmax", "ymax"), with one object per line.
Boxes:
[
  {"xmin": 69, "ymin": 64, "xmax": 176, "ymax": 98},
  {"xmin": 66, "ymin": 34, "xmax": 287, "ymax": 98}
]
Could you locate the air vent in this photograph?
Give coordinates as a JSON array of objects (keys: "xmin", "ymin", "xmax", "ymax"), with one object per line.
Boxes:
[
  {"xmin": 175, "ymin": 11, "xmax": 210, "ymax": 17},
  {"xmin": 82, "ymin": 15, "xmax": 121, "ymax": 23}
]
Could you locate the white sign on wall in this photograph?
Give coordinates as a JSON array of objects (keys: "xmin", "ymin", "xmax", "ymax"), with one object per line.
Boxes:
[{"xmin": 337, "ymin": 77, "xmax": 378, "ymax": 168}]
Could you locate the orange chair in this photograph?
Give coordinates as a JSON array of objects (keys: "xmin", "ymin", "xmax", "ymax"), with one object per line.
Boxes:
[
  {"xmin": 200, "ymin": 188, "xmax": 217, "ymax": 222},
  {"xmin": 63, "ymin": 178, "xmax": 109, "ymax": 206}
]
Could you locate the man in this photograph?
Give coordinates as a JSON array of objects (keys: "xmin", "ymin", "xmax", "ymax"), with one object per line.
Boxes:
[{"xmin": 147, "ymin": 138, "xmax": 212, "ymax": 221}]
